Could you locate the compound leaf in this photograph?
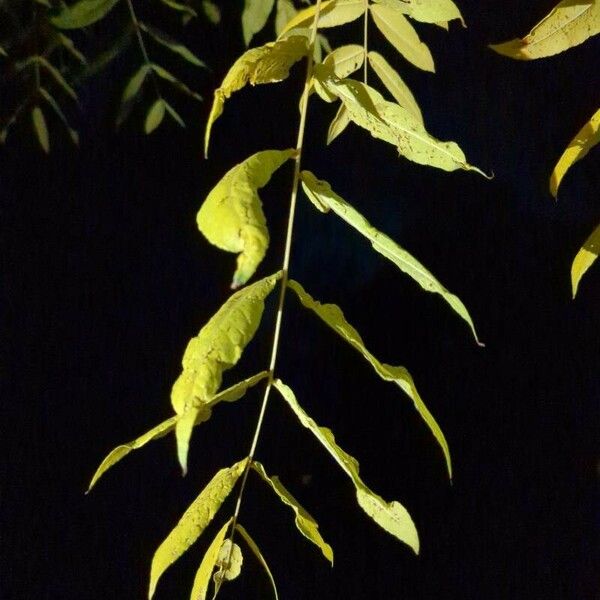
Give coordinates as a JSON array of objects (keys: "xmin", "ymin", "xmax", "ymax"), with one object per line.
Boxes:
[
  {"xmin": 373, "ymin": 0, "xmax": 464, "ymax": 25},
  {"xmin": 273, "ymin": 379, "xmax": 419, "ymax": 553},
  {"xmin": 31, "ymin": 106, "xmax": 49, "ymax": 153},
  {"xmin": 572, "ymin": 221, "xmax": 600, "ymax": 298},
  {"xmin": 278, "ymin": 0, "xmax": 364, "ymax": 36},
  {"xmin": 252, "ymin": 461, "xmax": 333, "ymax": 564},
  {"xmin": 197, "ymin": 149, "xmax": 295, "ymax": 287},
  {"xmin": 242, "ymin": 0, "xmax": 276, "ymax": 46},
  {"xmin": 50, "ymin": 0, "xmax": 120, "ymax": 29},
  {"xmin": 287, "ymin": 279, "xmax": 452, "ymax": 478}
]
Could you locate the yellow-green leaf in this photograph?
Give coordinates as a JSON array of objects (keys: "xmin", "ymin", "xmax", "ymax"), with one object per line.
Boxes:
[
  {"xmin": 50, "ymin": 0, "xmax": 119, "ymax": 29},
  {"xmin": 300, "ymin": 170, "xmax": 480, "ymax": 343},
  {"xmin": 204, "ymin": 36, "xmax": 308, "ymax": 156},
  {"xmin": 31, "ymin": 106, "xmax": 49, "ymax": 153},
  {"xmin": 144, "ymin": 98, "xmax": 166, "ymax": 134},
  {"xmin": 373, "ymin": 0, "xmax": 464, "ymax": 25},
  {"xmin": 252, "ymin": 461, "xmax": 334, "ymax": 564},
  {"xmin": 197, "ymin": 150, "xmax": 295, "ymax": 287},
  {"xmin": 327, "ymin": 102, "xmax": 351, "ymax": 145},
  {"xmin": 273, "ymin": 379, "xmax": 419, "ymax": 553},
  {"xmin": 550, "ymin": 107, "xmax": 600, "ymax": 197},
  {"xmin": 369, "ymin": 3, "xmax": 435, "ymax": 72},
  {"xmin": 572, "ymin": 221, "xmax": 600, "ymax": 298},
  {"xmin": 235, "ymin": 524, "xmax": 279, "ymax": 600},
  {"xmin": 214, "ymin": 539, "xmax": 243, "ymax": 586},
  {"xmin": 287, "ymin": 279, "xmax": 452, "ymax": 478},
  {"xmin": 324, "ymin": 44, "xmax": 365, "ymax": 78},
  {"xmin": 201, "ymin": 0, "xmax": 219, "ymax": 22},
  {"xmin": 189, "ymin": 519, "xmax": 231, "ymax": 600},
  {"xmin": 275, "ymin": 0, "xmax": 297, "ymax": 35},
  {"xmin": 171, "ymin": 274, "xmax": 280, "ymax": 472},
  {"xmin": 117, "ymin": 65, "xmax": 150, "ymax": 127},
  {"xmin": 278, "ymin": 0, "xmax": 364, "ymax": 37},
  {"xmin": 367, "ymin": 51, "xmax": 423, "ymax": 124},
  {"xmin": 242, "ymin": 0, "xmax": 276, "ymax": 46},
  {"xmin": 490, "ymin": 0, "xmax": 600, "ymax": 60},
  {"xmin": 139, "ymin": 23, "xmax": 207, "ymax": 68},
  {"xmin": 149, "ymin": 459, "xmax": 247, "ymax": 599}
]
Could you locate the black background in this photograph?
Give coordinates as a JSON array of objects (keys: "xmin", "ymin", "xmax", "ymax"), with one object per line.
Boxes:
[{"xmin": 2, "ymin": 1, "xmax": 599, "ymax": 599}]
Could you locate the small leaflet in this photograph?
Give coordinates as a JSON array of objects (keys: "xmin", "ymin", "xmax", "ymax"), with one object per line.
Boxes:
[
  {"xmin": 242, "ymin": 0, "xmax": 276, "ymax": 46},
  {"xmin": 287, "ymin": 279, "xmax": 452, "ymax": 478},
  {"xmin": 197, "ymin": 149, "xmax": 295, "ymax": 288},
  {"xmin": 550, "ymin": 107, "xmax": 600, "ymax": 198},
  {"xmin": 372, "ymin": 0, "xmax": 464, "ymax": 26},
  {"xmin": 117, "ymin": 65, "xmax": 150, "ymax": 127},
  {"xmin": 31, "ymin": 106, "xmax": 49, "ymax": 153},
  {"xmin": 214, "ymin": 539, "xmax": 243, "ymax": 583},
  {"xmin": 272, "ymin": 379, "xmax": 420, "ymax": 554},
  {"xmin": 278, "ymin": 0, "xmax": 365, "ymax": 37},
  {"xmin": 571, "ymin": 221, "xmax": 600, "ymax": 298},
  {"xmin": 40, "ymin": 87, "xmax": 79, "ymax": 145},
  {"xmin": 490, "ymin": 0, "xmax": 600, "ymax": 60},
  {"xmin": 204, "ymin": 36, "xmax": 309, "ymax": 156},
  {"xmin": 252, "ymin": 461, "xmax": 334, "ymax": 563},
  {"xmin": 50, "ymin": 0, "xmax": 120, "ymax": 29},
  {"xmin": 326, "ymin": 102, "xmax": 351, "ymax": 145},
  {"xmin": 149, "ymin": 459, "xmax": 248, "ymax": 599},
  {"xmin": 144, "ymin": 99, "xmax": 166, "ymax": 134}
]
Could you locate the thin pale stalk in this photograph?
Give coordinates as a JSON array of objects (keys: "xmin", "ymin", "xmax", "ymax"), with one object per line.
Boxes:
[{"xmin": 363, "ymin": 0, "xmax": 369, "ymax": 83}]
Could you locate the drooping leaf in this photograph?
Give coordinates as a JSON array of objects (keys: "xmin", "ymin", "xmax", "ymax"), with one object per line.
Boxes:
[
  {"xmin": 571, "ymin": 221, "xmax": 600, "ymax": 298},
  {"xmin": 57, "ymin": 33, "xmax": 87, "ymax": 63},
  {"xmin": 278, "ymin": 0, "xmax": 365, "ymax": 36},
  {"xmin": 273, "ymin": 379, "xmax": 419, "ymax": 553},
  {"xmin": 18, "ymin": 56, "xmax": 79, "ymax": 100},
  {"xmin": 242, "ymin": 0, "xmax": 276, "ymax": 46},
  {"xmin": 116, "ymin": 64, "xmax": 150, "ymax": 127},
  {"xmin": 235, "ymin": 525, "xmax": 279, "ymax": 600},
  {"xmin": 214, "ymin": 539, "xmax": 243, "ymax": 584},
  {"xmin": 149, "ymin": 459, "xmax": 248, "ymax": 599},
  {"xmin": 139, "ymin": 22, "xmax": 207, "ymax": 68},
  {"xmin": 550, "ymin": 107, "xmax": 600, "ymax": 197},
  {"xmin": 31, "ymin": 106, "xmax": 49, "ymax": 153},
  {"xmin": 275, "ymin": 0, "xmax": 297, "ymax": 35},
  {"xmin": 490, "ymin": 0, "xmax": 600, "ymax": 60},
  {"xmin": 287, "ymin": 279, "xmax": 452, "ymax": 478},
  {"xmin": 144, "ymin": 98, "xmax": 166, "ymax": 134},
  {"xmin": 204, "ymin": 36, "xmax": 309, "ymax": 156},
  {"xmin": 151, "ymin": 63, "xmax": 203, "ymax": 101},
  {"xmin": 50, "ymin": 0, "xmax": 120, "ymax": 29},
  {"xmin": 39, "ymin": 87, "xmax": 79, "ymax": 145},
  {"xmin": 372, "ymin": 0, "xmax": 464, "ymax": 25},
  {"xmin": 171, "ymin": 274, "xmax": 280, "ymax": 472},
  {"xmin": 369, "ymin": 3, "xmax": 435, "ymax": 72},
  {"xmin": 327, "ymin": 102, "xmax": 351, "ymax": 144},
  {"xmin": 252, "ymin": 461, "xmax": 334, "ymax": 564},
  {"xmin": 197, "ymin": 150, "xmax": 295, "ymax": 287},
  {"xmin": 161, "ymin": 0, "xmax": 198, "ymax": 18},
  {"xmin": 367, "ymin": 51, "xmax": 423, "ymax": 124},
  {"xmin": 163, "ymin": 100, "xmax": 186, "ymax": 127},
  {"xmin": 300, "ymin": 171, "xmax": 481, "ymax": 343}
]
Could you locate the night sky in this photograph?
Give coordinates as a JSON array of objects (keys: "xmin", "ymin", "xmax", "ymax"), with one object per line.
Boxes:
[{"xmin": 2, "ymin": 1, "xmax": 599, "ymax": 599}]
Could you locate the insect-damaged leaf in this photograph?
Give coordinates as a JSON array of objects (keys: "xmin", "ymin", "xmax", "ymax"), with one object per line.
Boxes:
[
  {"xmin": 571, "ymin": 221, "xmax": 600, "ymax": 298},
  {"xmin": 287, "ymin": 279, "xmax": 452, "ymax": 478},
  {"xmin": 252, "ymin": 461, "xmax": 333, "ymax": 564},
  {"xmin": 242, "ymin": 0, "xmax": 276, "ymax": 46},
  {"xmin": 198, "ymin": 149, "xmax": 295, "ymax": 288},
  {"xmin": 144, "ymin": 98, "xmax": 166, "ymax": 134},
  {"xmin": 50, "ymin": 0, "xmax": 120, "ymax": 29},
  {"xmin": 550, "ymin": 107, "xmax": 600, "ymax": 197},
  {"xmin": 490, "ymin": 0, "xmax": 600, "ymax": 60},
  {"xmin": 235, "ymin": 524, "xmax": 279, "ymax": 600},
  {"xmin": 149, "ymin": 459, "xmax": 247, "ymax": 599},
  {"xmin": 300, "ymin": 171, "xmax": 481, "ymax": 344},
  {"xmin": 278, "ymin": 0, "xmax": 365, "ymax": 36},
  {"xmin": 273, "ymin": 379, "xmax": 419, "ymax": 553},
  {"xmin": 31, "ymin": 106, "xmax": 49, "ymax": 153},
  {"xmin": 204, "ymin": 36, "xmax": 309, "ymax": 156},
  {"xmin": 372, "ymin": 0, "xmax": 464, "ymax": 25},
  {"xmin": 313, "ymin": 44, "xmax": 364, "ymax": 101},
  {"xmin": 369, "ymin": 3, "xmax": 435, "ymax": 72},
  {"xmin": 171, "ymin": 274, "xmax": 280, "ymax": 473}
]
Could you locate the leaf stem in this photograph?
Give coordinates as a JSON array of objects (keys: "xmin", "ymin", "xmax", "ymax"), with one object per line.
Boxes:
[{"xmin": 363, "ymin": 0, "xmax": 369, "ymax": 83}]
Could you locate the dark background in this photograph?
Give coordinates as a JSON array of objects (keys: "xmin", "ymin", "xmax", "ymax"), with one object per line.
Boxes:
[{"xmin": 2, "ymin": 1, "xmax": 599, "ymax": 599}]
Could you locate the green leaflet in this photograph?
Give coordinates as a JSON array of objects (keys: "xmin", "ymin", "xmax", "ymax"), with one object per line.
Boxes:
[
  {"xmin": 201, "ymin": 0, "xmax": 220, "ymax": 23},
  {"xmin": 164, "ymin": 100, "xmax": 186, "ymax": 127},
  {"xmin": 40, "ymin": 87, "xmax": 79, "ymax": 145},
  {"xmin": 204, "ymin": 36, "xmax": 309, "ymax": 156},
  {"xmin": 149, "ymin": 459, "xmax": 247, "ymax": 599},
  {"xmin": 550, "ymin": 107, "xmax": 600, "ymax": 198},
  {"xmin": 490, "ymin": 0, "xmax": 600, "ymax": 60},
  {"xmin": 313, "ymin": 44, "xmax": 365, "ymax": 102},
  {"xmin": 171, "ymin": 273, "xmax": 280, "ymax": 473},
  {"xmin": 151, "ymin": 64, "xmax": 203, "ymax": 101},
  {"xmin": 50, "ymin": 0, "xmax": 120, "ymax": 29},
  {"xmin": 252, "ymin": 461, "xmax": 334, "ymax": 564},
  {"xmin": 235, "ymin": 524, "xmax": 279, "ymax": 600},
  {"xmin": 161, "ymin": 0, "xmax": 198, "ymax": 18},
  {"xmin": 18, "ymin": 56, "xmax": 78, "ymax": 100},
  {"xmin": 139, "ymin": 23, "xmax": 207, "ymax": 68},
  {"xmin": 57, "ymin": 33, "xmax": 87, "ymax": 64},
  {"xmin": 198, "ymin": 150, "xmax": 295, "ymax": 287},
  {"xmin": 87, "ymin": 372, "xmax": 268, "ymax": 491},
  {"xmin": 144, "ymin": 99, "xmax": 165, "ymax": 134},
  {"xmin": 373, "ymin": 0, "xmax": 464, "ymax": 25},
  {"xmin": 278, "ymin": 0, "xmax": 365, "ymax": 36},
  {"xmin": 242, "ymin": 0, "xmax": 276, "ymax": 46},
  {"xmin": 273, "ymin": 379, "xmax": 419, "ymax": 554},
  {"xmin": 287, "ymin": 279, "xmax": 452, "ymax": 478},
  {"xmin": 369, "ymin": 3, "xmax": 435, "ymax": 72},
  {"xmin": 117, "ymin": 65, "xmax": 150, "ymax": 127},
  {"xmin": 31, "ymin": 106, "xmax": 49, "ymax": 153},
  {"xmin": 571, "ymin": 221, "xmax": 600, "ymax": 298},
  {"xmin": 300, "ymin": 170, "xmax": 481, "ymax": 344}
]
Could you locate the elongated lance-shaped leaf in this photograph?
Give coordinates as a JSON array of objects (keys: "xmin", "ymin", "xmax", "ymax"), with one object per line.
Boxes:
[
  {"xmin": 327, "ymin": 102, "xmax": 351, "ymax": 145},
  {"xmin": 18, "ymin": 56, "xmax": 78, "ymax": 100},
  {"xmin": 164, "ymin": 100, "xmax": 186, "ymax": 127},
  {"xmin": 198, "ymin": 150, "xmax": 296, "ymax": 288},
  {"xmin": 40, "ymin": 88, "xmax": 79, "ymax": 145},
  {"xmin": 235, "ymin": 524, "xmax": 279, "ymax": 600},
  {"xmin": 162, "ymin": 0, "xmax": 197, "ymax": 18},
  {"xmin": 273, "ymin": 379, "xmax": 419, "ymax": 553},
  {"xmin": 171, "ymin": 273, "xmax": 280, "ymax": 473},
  {"xmin": 204, "ymin": 36, "xmax": 308, "ymax": 156},
  {"xmin": 31, "ymin": 106, "xmax": 49, "ymax": 153},
  {"xmin": 369, "ymin": 3, "xmax": 435, "ymax": 72},
  {"xmin": 242, "ymin": 0, "xmax": 276, "ymax": 46},
  {"xmin": 50, "ymin": 0, "xmax": 120, "ymax": 29},
  {"xmin": 117, "ymin": 64, "xmax": 150, "ymax": 127},
  {"xmin": 252, "ymin": 461, "xmax": 334, "ymax": 564},
  {"xmin": 139, "ymin": 23, "xmax": 207, "ymax": 68},
  {"xmin": 279, "ymin": 0, "xmax": 364, "ymax": 36},
  {"xmin": 572, "ymin": 221, "xmax": 600, "ymax": 298},
  {"xmin": 287, "ymin": 279, "xmax": 452, "ymax": 478},
  {"xmin": 300, "ymin": 171, "xmax": 481, "ymax": 344},
  {"xmin": 57, "ymin": 33, "xmax": 87, "ymax": 64},
  {"xmin": 550, "ymin": 107, "xmax": 600, "ymax": 198},
  {"xmin": 149, "ymin": 459, "xmax": 247, "ymax": 599},
  {"xmin": 145, "ymin": 99, "xmax": 166, "ymax": 134},
  {"xmin": 317, "ymin": 75, "xmax": 488, "ymax": 175},
  {"xmin": 372, "ymin": 0, "xmax": 464, "ymax": 25},
  {"xmin": 490, "ymin": 0, "xmax": 600, "ymax": 60},
  {"xmin": 367, "ymin": 51, "xmax": 423, "ymax": 124},
  {"xmin": 151, "ymin": 64, "xmax": 203, "ymax": 101}
]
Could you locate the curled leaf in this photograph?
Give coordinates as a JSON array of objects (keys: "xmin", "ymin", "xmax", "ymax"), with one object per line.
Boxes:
[
  {"xmin": 235, "ymin": 525, "xmax": 279, "ymax": 600},
  {"xmin": 197, "ymin": 149, "xmax": 295, "ymax": 287},
  {"xmin": 242, "ymin": 0, "xmax": 276, "ymax": 46},
  {"xmin": 50, "ymin": 0, "xmax": 120, "ymax": 29},
  {"xmin": 571, "ymin": 221, "xmax": 600, "ymax": 298}
]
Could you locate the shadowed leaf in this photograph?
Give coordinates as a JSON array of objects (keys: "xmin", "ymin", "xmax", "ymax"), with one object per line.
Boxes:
[
  {"xmin": 572, "ymin": 221, "xmax": 600, "ymax": 298},
  {"xmin": 50, "ymin": 0, "xmax": 120, "ymax": 29},
  {"xmin": 31, "ymin": 106, "xmax": 49, "ymax": 153},
  {"xmin": 144, "ymin": 98, "xmax": 166, "ymax": 134}
]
